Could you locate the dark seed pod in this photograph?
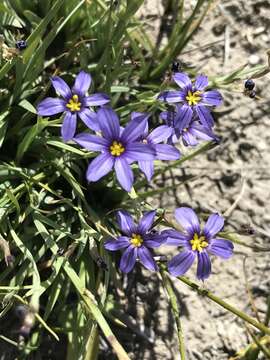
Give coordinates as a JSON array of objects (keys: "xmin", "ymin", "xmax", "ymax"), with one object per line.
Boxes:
[
  {"xmin": 15, "ymin": 40, "xmax": 27, "ymax": 50},
  {"xmin": 171, "ymin": 61, "xmax": 180, "ymax": 73},
  {"xmin": 245, "ymin": 79, "xmax": 255, "ymax": 91},
  {"xmin": 249, "ymin": 90, "xmax": 256, "ymax": 98}
]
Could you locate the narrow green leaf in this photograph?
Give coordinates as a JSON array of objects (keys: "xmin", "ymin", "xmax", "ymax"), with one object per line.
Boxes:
[
  {"xmin": 111, "ymin": 85, "xmax": 130, "ymax": 93},
  {"xmin": 0, "ymin": 110, "xmax": 9, "ymax": 147},
  {"xmin": 47, "ymin": 139, "xmax": 88, "ymax": 156},
  {"xmin": 16, "ymin": 117, "xmax": 48, "ymax": 161},
  {"xmin": 5, "ymin": 188, "xmax": 20, "ymax": 216},
  {"xmin": 0, "ymin": 0, "xmax": 65, "ymax": 81},
  {"xmin": 18, "ymin": 99, "xmax": 37, "ymax": 114},
  {"xmin": 24, "ymin": 0, "xmax": 85, "ymax": 83},
  {"xmin": 33, "ymin": 215, "xmax": 131, "ymax": 360},
  {"xmin": 52, "ymin": 160, "xmax": 85, "ymax": 200},
  {"xmin": 23, "ymin": 10, "xmax": 42, "ymax": 26},
  {"xmin": 43, "ymin": 274, "xmax": 64, "ymax": 321}
]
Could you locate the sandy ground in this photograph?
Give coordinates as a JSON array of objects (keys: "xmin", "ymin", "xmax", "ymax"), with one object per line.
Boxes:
[
  {"xmin": 106, "ymin": 1, "xmax": 270, "ymax": 359},
  {"xmin": 1, "ymin": 2, "xmax": 269, "ymax": 360}
]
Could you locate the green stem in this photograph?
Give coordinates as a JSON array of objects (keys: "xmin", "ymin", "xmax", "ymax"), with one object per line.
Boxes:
[
  {"xmin": 245, "ymin": 325, "xmax": 270, "ymax": 358},
  {"xmin": 220, "ymin": 232, "xmax": 270, "ymax": 252},
  {"xmin": 265, "ymin": 295, "xmax": 270, "ymax": 327},
  {"xmin": 84, "ymin": 324, "xmax": 99, "ymax": 360},
  {"xmin": 135, "ymin": 141, "xmax": 216, "ymax": 190},
  {"xmin": 175, "ymin": 275, "xmax": 270, "ymax": 335},
  {"xmin": 13, "ymin": 294, "xmax": 59, "ymax": 341},
  {"xmin": 157, "ymin": 141, "xmax": 215, "ymax": 176},
  {"xmin": 160, "ymin": 268, "xmax": 185, "ymax": 360}
]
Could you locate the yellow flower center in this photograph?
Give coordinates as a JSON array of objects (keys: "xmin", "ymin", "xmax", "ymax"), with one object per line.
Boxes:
[
  {"xmin": 185, "ymin": 90, "xmax": 202, "ymax": 106},
  {"xmin": 66, "ymin": 94, "xmax": 81, "ymax": 112},
  {"xmin": 130, "ymin": 233, "xmax": 143, "ymax": 247},
  {"xmin": 190, "ymin": 233, "xmax": 208, "ymax": 252},
  {"xmin": 110, "ymin": 141, "xmax": 125, "ymax": 156}
]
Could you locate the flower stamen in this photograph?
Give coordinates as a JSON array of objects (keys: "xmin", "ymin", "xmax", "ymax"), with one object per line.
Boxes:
[
  {"xmin": 130, "ymin": 233, "xmax": 143, "ymax": 247},
  {"xmin": 190, "ymin": 233, "xmax": 208, "ymax": 252},
  {"xmin": 186, "ymin": 90, "xmax": 201, "ymax": 106},
  {"xmin": 66, "ymin": 94, "xmax": 81, "ymax": 112},
  {"xmin": 110, "ymin": 141, "xmax": 125, "ymax": 156}
]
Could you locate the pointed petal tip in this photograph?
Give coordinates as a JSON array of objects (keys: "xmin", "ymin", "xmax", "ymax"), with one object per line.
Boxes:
[
  {"xmin": 73, "ymin": 70, "xmax": 91, "ymax": 96},
  {"xmin": 116, "ymin": 210, "xmax": 136, "ymax": 235},
  {"xmin": 175, "ymin": 207, "xmax": 200, "ymax": 234},
  {"xmin": 138, "ymin": 211, "xmax": 156, "ymax": 234},
  {"xmin": 50, "ymin": 76, "xmax": 72, "ymax": 99},
  {"xmin": 203, "ymin": 213, "xmax": 224, "ymax": 239}
]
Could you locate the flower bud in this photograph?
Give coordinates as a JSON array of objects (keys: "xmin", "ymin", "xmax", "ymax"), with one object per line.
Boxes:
[
  {"xmin": 15, "ymin": 40, "xmax": 27, "ymax": 50},
  {"xmin": 244, "ymin": 79, "xmax": 255, "ymax": 90},
  {"xmin": 171, "ymin": 61, "xmax": 180, "ymax": 72}
]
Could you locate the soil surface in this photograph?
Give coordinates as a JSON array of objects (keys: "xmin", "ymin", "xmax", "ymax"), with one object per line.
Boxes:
[
  {"xmin": 110, "ymin": 1, "xmax": 270, "ymax": 359},
  {"xmin": 1, "ymin": 2, "xmax": 270, "ymax": 360}
]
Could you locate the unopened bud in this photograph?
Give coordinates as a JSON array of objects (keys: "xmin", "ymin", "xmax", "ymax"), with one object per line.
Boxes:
[{"xmin": 244, "ymin": 79, "xmax": 255, "ymax": 91}]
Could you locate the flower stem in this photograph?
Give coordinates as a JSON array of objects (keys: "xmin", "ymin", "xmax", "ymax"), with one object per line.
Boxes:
[
  {"xmin": 220, "ymin": 232, "xmax": 270, "ymax": 252},
  {"xmin": 155, "ymin": 140, "xmax": 217, "ymax": 177},
  {"xmin": 174, "ymin": 275, "xmax": 270, "ymax": 336},
  {"xmin": 160, "ymin": 268, "xmax": 185, "ymax": 360},
  {"xmin": 135, "ymin": 141, "xmax": 217, "ymax": 191},
  {"xmin": 245, "ymin": 324, "xmax": 270, "ymax": 358},
  {"xmin": 265, "ymin": 294, "xmax": 270, "ymax": 327}
]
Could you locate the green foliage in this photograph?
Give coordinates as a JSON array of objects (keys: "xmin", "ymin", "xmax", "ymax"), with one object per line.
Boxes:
[{"xmin": 0, "ymin": 1, "xmax": 269, "ymax": 359}]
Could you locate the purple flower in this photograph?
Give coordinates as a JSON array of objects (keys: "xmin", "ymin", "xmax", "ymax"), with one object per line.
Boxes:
[
  {"xmin": 166, "ymin": 207, "xmax": 233, "ymax": 280},
  {"xmin": 37, "ymin": 71, "xmax": 110, "ymax": 142},
  {"xmin": 73, "ymin": 108, "xmax": 155, "ymax": 192},
  {"xmin": 104, "ymin": 210, "xmax": 166, "ymax": 273},
  {"xmin": 160, "ymin": 107, "xmax": 218, "ymax": 146},
  {"xmin": 158, "ymin": 73, "xmax": 222, "ymax": 129},
  {"xmin": 132, "ymin": 112, "xmax": 181, "ymax": 181}
]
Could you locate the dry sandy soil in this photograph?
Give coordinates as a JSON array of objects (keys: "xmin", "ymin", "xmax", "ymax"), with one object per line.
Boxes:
[
  {"xmin": 1, "ymin": 2, "xmax": 269, "ymax": 360},
  {"xmin": 102, "ymin": 1, "xmax": 270, "ymax": 359}
]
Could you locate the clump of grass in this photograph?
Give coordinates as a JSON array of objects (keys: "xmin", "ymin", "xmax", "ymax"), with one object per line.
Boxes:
[{"xmin": 0, "ymin": 1, "xmax": 269, "ymax": 359}]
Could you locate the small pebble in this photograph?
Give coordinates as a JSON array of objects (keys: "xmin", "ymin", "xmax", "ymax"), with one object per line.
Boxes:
[
  {"xmin": 248, "ymin": 54, "xmax": 260, "ymax": 65},
  {"xmin": 252, "ymin": 109, "xmax": 261, "ymax": 119}
]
